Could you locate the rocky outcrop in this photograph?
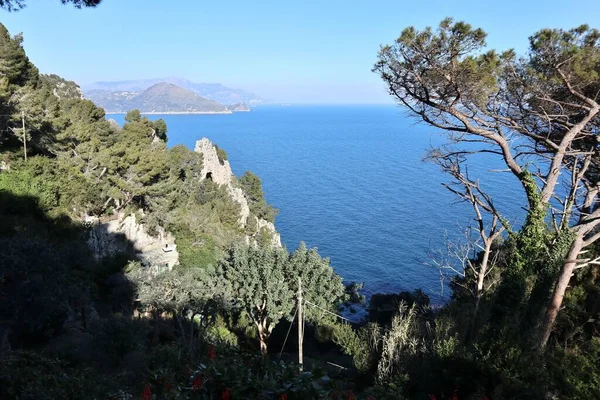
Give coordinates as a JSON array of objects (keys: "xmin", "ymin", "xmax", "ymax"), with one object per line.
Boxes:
[
  {"xmin": 86, "ymin": 139, "xmax": 280, "ymax": 267},
  {"xmin": 228, "ymin": 103, "xmax": 250, "ymax": 112},
  {"xmin": 194, "ymin": 137, "xmax": 281, "ymax": 247},
  {"xmin": 87, "ymin": 212, "xmax": 179, "ymax": 270}
]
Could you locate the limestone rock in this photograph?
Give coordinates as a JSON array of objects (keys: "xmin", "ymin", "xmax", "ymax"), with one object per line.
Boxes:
[
  {"xmin": 194, "ymin": 137, "xmax": 281, "ymax": 246},
  {"xmin": 87, "ymin": 212, "xmax": 179, "ymax": 270},
  {"xmin": 257, "ymin": 218, "xmax": 282, "ymax": 247},
  {"xmin": 195, "ymin": 137, "xmax": 233, "ymax": 186}
]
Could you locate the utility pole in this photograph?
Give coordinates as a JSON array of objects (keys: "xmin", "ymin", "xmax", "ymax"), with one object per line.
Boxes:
[
  {"xmin": 297, "ymin": 277, "xmax": 303, "ymax": 373},
  {"xmin": 21, "ymin": 111, "xmax": 27, "ymax": 162}
]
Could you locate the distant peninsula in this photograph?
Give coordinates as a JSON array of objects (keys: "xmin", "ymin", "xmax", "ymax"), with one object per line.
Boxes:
[
  {"xmin": 228, "ymin": 102, "xmax": 251, "ymax": 112},
  {"xmin": 85, "ymin": 82, "xmax": 251, "ymax": 114},
  {"xmin": 83, "ymin": 77, "xmax": 262, "ymax": 114}
]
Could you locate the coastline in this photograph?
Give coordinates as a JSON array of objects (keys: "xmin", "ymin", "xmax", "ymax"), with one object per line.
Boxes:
[{"xmin": 106, "ymin": 111, "xmax": 233, "ymax": 115}]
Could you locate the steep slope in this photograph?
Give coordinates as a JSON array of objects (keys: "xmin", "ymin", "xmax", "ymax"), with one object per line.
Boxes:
[
  {"xmin": 84, "ymin": 89, "xmax": 138, "ymax": 112},
  {"xmin": 194, "ymin": 138, "xmax": 281, "ymax": 247}
]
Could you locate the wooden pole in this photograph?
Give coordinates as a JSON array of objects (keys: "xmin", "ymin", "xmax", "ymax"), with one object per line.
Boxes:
[
  {"xmin": 22, "ymin": 111, "xmax": 27, "ymax": 162},
  {"xmin": 297, "ymin": 277, "xmax": 303, "ymax": 372}
]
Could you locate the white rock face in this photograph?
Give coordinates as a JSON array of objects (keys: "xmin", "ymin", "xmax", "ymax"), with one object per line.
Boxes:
[
  {"xmin": 195, "ymin": 138, "xmax": 234, "ymax": 186},
  {"xmin": 194, "ymin": 137, "xmax": 281, "ymax": 247},
  {"xmin": 88, "ymin": 212, "xmax": 179, "ymax": 270},
  {"xmin": 258, "ymin": 218, "xmax": 282, "ymax": 247}
]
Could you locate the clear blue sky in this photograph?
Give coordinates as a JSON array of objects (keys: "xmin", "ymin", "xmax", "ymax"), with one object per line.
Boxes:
[{"xmin": 2, "ymin": 0, "xmax": 599, "ymax": 103}]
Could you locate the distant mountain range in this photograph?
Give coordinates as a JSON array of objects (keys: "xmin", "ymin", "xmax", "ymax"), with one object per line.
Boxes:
[
  {"xmin": 83, "ymin": 77, "xmax": 263, "ymax": 113},
  {"xmin": 87, "ymin": 82, "xmax": 234, "ymax": 114}
]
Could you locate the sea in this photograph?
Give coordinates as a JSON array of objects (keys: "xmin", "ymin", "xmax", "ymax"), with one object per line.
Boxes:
[{"xmin": 108, "ymin": 105, "xmax": 526, "ymax": 305}]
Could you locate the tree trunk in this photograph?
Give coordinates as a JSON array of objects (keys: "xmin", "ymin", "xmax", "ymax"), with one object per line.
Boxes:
[
  {"xmin": 257, "ymin": 322, "xmax": 269, "ymax": 356},
  {"xmin": 175, "ymin": 312, "xmax": 186, "ymax": 340},
  {"xmin": 470, "ymin": 240, "xmax": 492, "ymax": 341},
  {"xmin": 81, "ymin": 306, "xmax": 87, "ymax": 331},
  {"xmin": 152, "ymin": 310, "xmax": 160, "ymax": 345},
  {"xmin": 189, "ymin": 313, "xmax": 198, "ymax": 351},
  {"xmin": 538, "ymin": 234, "xmax": 584, "ymax": 350},
  {"xmin": 21, "ymin": 111, "xmax": 27, "ymax": 162}
]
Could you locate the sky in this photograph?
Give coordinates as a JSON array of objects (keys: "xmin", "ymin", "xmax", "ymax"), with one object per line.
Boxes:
[{"xmin": 1, "ymin": 0, "xmax": 599, "ymax": 103}]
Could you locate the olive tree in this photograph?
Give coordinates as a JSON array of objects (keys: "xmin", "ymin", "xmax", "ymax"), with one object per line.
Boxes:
[
  {"xmin": 219, "ymin": 242, "xmax": 347, "ymax": 355},
  {"xmin": 219, "ymin": 244, "xmax": 292, "ymax": 355}
]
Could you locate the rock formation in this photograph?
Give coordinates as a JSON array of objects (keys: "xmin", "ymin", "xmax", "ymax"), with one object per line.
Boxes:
[
  {"xmin": 86, "ymin": 138, "xmax": 280, "ymax": 269},
  {"xmin": 87, "ymin": 212, "xmax": 179, "ymax": 270},
  {"xmin": 194, "ymin": 137, "xmax": 281, "ymax": 246}
]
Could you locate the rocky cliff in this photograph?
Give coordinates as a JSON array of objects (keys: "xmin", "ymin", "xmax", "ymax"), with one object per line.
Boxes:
[
  {"xmin": 87, "ymin": 212, "xmax": 179, "ymax": 271},
  {"xmin": 195, "ymin": 137, "xmax": 281, "ymax": 247},
  {"xmin": 87, "ymin": 138, "xmax": 280, "ymax": 268}
]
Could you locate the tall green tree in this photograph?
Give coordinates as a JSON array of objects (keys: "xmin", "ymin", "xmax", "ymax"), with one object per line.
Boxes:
[
  {"xmin": 219, "ymin": 244, "xmax": 292, "ymax": 355},
  {"xmin": 285, "ymin": 242, "xmax": 346, "ymax": 323},
  {"xmin": 374, "ymin": 19, "xmax": 600, "ymax": 349},
  {"xmin": 0, "ymin": 23, "xmax": 39, "ymax": 154},
  {"xmin": 218, "ymin": 242, "xmax": 346, "ymax": 355}
]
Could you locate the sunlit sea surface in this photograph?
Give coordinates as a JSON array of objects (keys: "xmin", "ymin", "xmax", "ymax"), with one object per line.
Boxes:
[{"xmin": 109, "ymin": 105, "xmax": 526, "ymax": 304}]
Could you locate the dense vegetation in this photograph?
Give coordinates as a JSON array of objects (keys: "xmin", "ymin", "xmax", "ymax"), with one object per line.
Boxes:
[
  {"xmin": 0, "ymin": 21, "xmax": 350, "ymax": 399},
  {"xmin": 1, "ymin": 12, "xmax": 600, "ymax": 400}
]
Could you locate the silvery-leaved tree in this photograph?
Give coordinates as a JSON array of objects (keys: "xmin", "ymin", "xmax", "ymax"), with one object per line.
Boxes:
[
  {"xmin": 285, "ymin": 242, "xmax": 347, "ymax": 323},
  {"xmin": 128, "ymin": 265, "xmax": 231, "ymax": 348},
  {"xmin": 220, "ymin": 244, "xmax": 293, "ymax": 355},
  {"xmin": 219, "ymin": 242, "xmax": 347, "ymax": 355},
  {"xmin": 373, "ymin": 18, "xmax": 600, "ymax": 349}
]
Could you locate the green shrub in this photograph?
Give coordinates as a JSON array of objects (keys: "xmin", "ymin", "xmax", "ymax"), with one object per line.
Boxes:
[
  {"xmin": 214, "ymin": 144, "xmax": 228, "ymax": 164},
  {"xmin": 238, "ymin": 171, "xmax": 278, "ymax": 223},
  {"xmin": 0, "ymin": 351, "xmax": 110, "ymax": 399},
  {"xmin": 205, "ymin": 325, "xmax": 239, "ymax": 348},
  {"xmin": 332, "ymin": 322, "xmax": 378, "ymax": 373},
  {"xmin": 91, "ymin": 316, "xmax": 145, "ymax": 367},
  {"xmin": 549, "ymin": 340, "xmax": 600, "ymax": 399}
]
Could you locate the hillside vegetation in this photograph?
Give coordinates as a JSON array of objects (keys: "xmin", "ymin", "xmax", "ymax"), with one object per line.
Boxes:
[{"xmin": 1, "ymin": 14, "xmax": 600, "ymax": 400}]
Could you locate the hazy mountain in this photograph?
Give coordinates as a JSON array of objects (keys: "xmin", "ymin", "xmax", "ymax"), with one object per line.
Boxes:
[
  {"xmin": 88, "ymin": 83, "xmax": 231, "ymax": 114},
  {"xmin": 85, "ymin": 90, "xmax": 138, "ymax": 112},
  {"xmin": 84, "ymin": 77, "xmax": 263, "ymax": 105}
]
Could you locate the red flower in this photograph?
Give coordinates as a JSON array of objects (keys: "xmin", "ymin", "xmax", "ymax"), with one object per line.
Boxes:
[
  {"xmin": 141, "ymin": 384, "xmax": 152, "ymax": 400},
  {"xmin": 208, "ymin": 345, "xmax": 216, "ymax": 361},
  {"xmin": 450, "ymin": 389, "xmax": 459, "ymax": 400},
  {"xmin": 221, "ymin": 387, "xmax": 232, "ymax": 400},
  {"xmin": 429, "ymin": 395, "xmax": 437, "ymax": 400},
  {"xmin": 192, "ymin": 374, "xmax": 204, "ymax": 390},
  {"xmin": 347, "ymin": 391, "xmax": 356, "ymax": 400},
  {"xmin": 279, "ymin": 393, "xmax": 288, "ymax": 400}
]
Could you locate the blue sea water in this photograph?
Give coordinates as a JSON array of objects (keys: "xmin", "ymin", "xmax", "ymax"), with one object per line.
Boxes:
[{"xmin": 109, "ymin": 105, "xmax": 526, "ymax": 303}]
